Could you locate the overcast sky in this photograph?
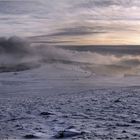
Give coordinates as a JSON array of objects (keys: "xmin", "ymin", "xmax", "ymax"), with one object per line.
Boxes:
[{"xmin": 0, "ymin": 0, "xmax": 140, "ymax": 45}]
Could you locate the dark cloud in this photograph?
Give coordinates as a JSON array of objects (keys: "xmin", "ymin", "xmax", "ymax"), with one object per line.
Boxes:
[
  {"xmin": 0, "ymin": 36, "xmax": 41, "ymax": 72},
  {"xmin": 74, "ymin": 0, "xmax": 134, "ymax": 9},
  {"xmin": 0, "ymin": 36, "xmax": 31, "ymax": 57},
  {"xmin": 0, "ymin": 1, "xmax": 40, "ymax": 15},
  {"xmin": 48, "ymin": 26, "xmax": 107, "ymax": 37},
  {"xmin": 75, "ymin": 0, "xmax": 119, "ymax": 8},
  {"xmin": 60, "ymin": 45, "xmax": 140, "ymax": 56}
]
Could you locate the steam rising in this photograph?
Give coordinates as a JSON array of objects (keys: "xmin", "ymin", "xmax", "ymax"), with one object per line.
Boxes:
[
  {"xmin": 0, "ymin": 36, "xmax": 40, "ymax": 72},
  {"xmin": 0, "ymin": 36, "xmax": 140, "ymax": 76}
]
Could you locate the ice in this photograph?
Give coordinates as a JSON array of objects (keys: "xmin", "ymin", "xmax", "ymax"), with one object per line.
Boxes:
[{"xmin": 0, "ymin": 63, "xmax": 140, "ymax": 139}]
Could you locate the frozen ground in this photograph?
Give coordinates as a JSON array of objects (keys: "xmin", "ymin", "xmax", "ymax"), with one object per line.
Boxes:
[{"xmin": 0, "ymin": 63, "xmax": 140, "ymax": 139}]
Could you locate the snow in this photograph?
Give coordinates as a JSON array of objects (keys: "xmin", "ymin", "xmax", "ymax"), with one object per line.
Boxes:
[{"xmin": 0, "ymin": 63, "xmax": 140, "ymax": 139}]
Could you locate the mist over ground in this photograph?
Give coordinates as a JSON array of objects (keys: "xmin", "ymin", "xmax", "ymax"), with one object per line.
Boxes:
[{"xmin": 0, "ymin": 36, "xmax": 139, "ymax": 76}]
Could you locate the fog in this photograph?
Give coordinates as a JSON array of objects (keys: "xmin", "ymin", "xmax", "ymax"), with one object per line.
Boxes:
[{"xmin": 0, "ymin": 36, "xmax": 139, "ymax": 76}]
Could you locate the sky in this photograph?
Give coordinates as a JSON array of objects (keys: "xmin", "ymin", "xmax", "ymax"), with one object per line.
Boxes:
[{"xmin": 1, "ymin": 0, "xmax": 140, "ymax": 45}]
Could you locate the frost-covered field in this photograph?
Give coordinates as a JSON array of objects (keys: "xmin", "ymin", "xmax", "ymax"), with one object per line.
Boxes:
[
  {"xmin": 0, "ymin": 63, "xmax": 140, "ymax": 139},
  {"xmin": 1, "ymin": 0, "xmax": 140, "ymax": 139}
]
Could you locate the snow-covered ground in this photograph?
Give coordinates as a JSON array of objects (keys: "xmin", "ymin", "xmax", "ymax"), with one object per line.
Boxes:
[{"xmin": 0, "ymin": 63, "xmax": 140, "ymax": 139}]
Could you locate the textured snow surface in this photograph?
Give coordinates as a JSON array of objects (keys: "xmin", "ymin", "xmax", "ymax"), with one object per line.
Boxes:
[{"xmin": 0, "ymin": 64, "xmax": 140, "ymax": 139}]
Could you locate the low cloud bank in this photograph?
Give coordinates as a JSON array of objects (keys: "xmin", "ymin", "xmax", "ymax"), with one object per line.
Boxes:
[
  {"xmin": 0, "ymin": 36, "xmax": 40, "ymax": 72},
  {"xmin": 0, "ymin": 36, "xmax": 140, "ymax": 76}
]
